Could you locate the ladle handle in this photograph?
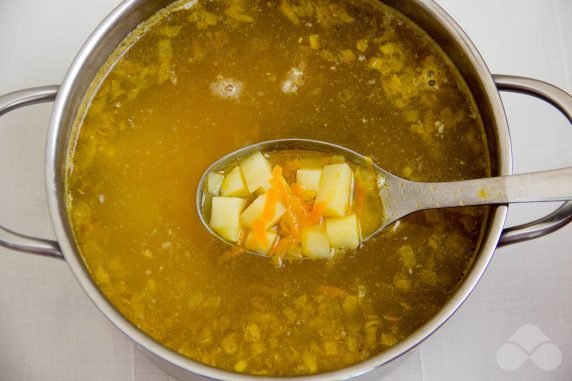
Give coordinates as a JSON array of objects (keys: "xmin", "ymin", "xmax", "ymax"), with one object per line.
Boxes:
[{"xmin": 410, "ymin": 167, "xmax": 572, "ymax": 211}]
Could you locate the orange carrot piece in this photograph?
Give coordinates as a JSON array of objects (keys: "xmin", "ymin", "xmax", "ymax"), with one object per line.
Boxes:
[
  {"xmin": 305, "ymin": 201, "xmax": 327, "ymax": 226},
  {"xmin": 270, "ymin": 166, "xmax": 287, "ymax": 190},
  {"xmin": 291, "ymin": 183, "xmax": 305, "ymax": 198},
  {"xmin": 252, "ymin": 219, "xmax": 268, "ymax": 247},
  {"xmin": 269, "ymin": 164, "xmax": 310, "ymax": 241},
  {"xmin": 263, "ymin": 188, "xmax": 279, "ymax": 222}
]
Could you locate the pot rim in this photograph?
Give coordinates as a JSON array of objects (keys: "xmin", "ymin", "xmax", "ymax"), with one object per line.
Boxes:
[{"xmin": 45, "ymin": 0, "xmax": 512, "ymax": 379}]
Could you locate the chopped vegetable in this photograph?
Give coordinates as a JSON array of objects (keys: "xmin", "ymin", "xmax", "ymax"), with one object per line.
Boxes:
[
  {"xmin": 205, "ymin": 150, "xmax": 368, "ymax": 258},
  {"xmin": 315, "ymin": 163, "xmax": 353, "ymax": 217},
  {"xmin": 325, "ymin": 214, "xmax": 360, "ymax": 249},
  {"xmin": 340, "ymin": 49, "xmax": 356, "ymax": 63},
  {"xmin": 240, "ymin": 151, "xmax": 272, "ymax": 193},
  {"xmin": 245, "ymin": 229, "xmax": 278, "ymax": 255},
  {"xmin": 356, "ymin": 38, "xmax": 368, "ymax": 52},
  {"xmin": 207, "ymin": 172, "xmax": 224, "ymax": 195},
  {"xmin": 279, "ymin": 0, "xmax": 301, "ymax": 26},
  {"xmin": 210, "ymin": 197, "xmax": 246, "ymax": 229},
  {"xmin": 220, "ymin": 166, "xmax": 249, "ymax": 197},
  {"xmin": 309, "ymin": 34, "xmax": 321, "ymax": 50},
  {"xmin": 302, "ymin": 225, "xmax": 331, "ymax": 258},
  {"xmin": 296, "ymin": 168, "xmax": 322, "ymax": 192},
  {"xmin": 240, "ymin": 193, "xmax": 286, "ymax": 229},
  {"xmin": 215, "ymin": 226, "xmax": 243, "ymax": 243},
  {"xmin": 209, "ymin": 197, "xmax": 247, "ymax": 242}
]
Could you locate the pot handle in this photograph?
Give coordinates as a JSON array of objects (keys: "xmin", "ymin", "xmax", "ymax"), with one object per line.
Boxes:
[
  {"xmin": 0, "ymin": 86, "xmax": 64, "ymax": 259},
  {"xmin": 494, "ymin": 74, "xmax": 572, "ymax": 246}
]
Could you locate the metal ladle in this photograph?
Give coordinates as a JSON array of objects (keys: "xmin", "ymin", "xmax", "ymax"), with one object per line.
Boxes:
[{"xmin": 197, "ymin": 139, "xmax": 572, "ymax": 252}]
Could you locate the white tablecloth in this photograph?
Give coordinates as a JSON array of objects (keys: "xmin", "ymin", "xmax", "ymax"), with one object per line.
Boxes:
[{"xmin": 1, "ymin": 1, "xmax": 571, "ymax": 380}]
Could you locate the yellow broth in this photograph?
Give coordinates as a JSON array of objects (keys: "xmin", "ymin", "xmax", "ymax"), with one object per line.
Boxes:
[{"xmin": 67, "ymin": 0, "xmax": 490, "ymax": 376}]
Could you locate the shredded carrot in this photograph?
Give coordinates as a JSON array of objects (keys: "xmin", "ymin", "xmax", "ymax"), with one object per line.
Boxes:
[
  {"xmin": 269, "ymin": 165, "xmax": 309, "ymax": 242},
  {"xmin": 291, "ymin": 183, "xmax": 305, "ymax": 198},
  {"xmin": 262, "ymin": 188, "xmax": 279, "ymax": 222},
  {"xmin": 270, "ymin": 165, "xmax": 286, "ymax": 189},
  {"xmin": 305, "ymin": 201, "xmax": 326, "ymax": 226},
  {"xmin": 252, "ymin": 219, "xmax": 268, "ymax": 247},
  {"xmin": 251, "ymin": 164, "xmax": 336, "ymax": 258},
  {"xmin": 281, "ymin": 209, "xmax": 303, "ymax": 240}
]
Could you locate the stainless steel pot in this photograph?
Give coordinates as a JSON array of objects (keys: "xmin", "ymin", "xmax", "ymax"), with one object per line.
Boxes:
[{"xmin": 1, "ymin": 0, "xmax": 572, "ymax": 380}]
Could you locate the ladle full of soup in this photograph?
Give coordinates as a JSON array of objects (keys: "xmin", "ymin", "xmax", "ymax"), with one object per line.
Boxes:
[{"xmin": 197, "ymin": 138, "xmax": 572, "ymax": 262}]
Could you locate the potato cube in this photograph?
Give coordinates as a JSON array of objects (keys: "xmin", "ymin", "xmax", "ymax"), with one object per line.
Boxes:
[
  {"xmin": 240, "ymin": 193, "xmax": 285, "ymax": 229},
  {"xmin": 296, "ymin": 168, "xmax": 322, "ymax": 192},
  {"xmin": 221, "ymin": 166, "xmax": 249, "ymax": 197},
  {"xmin": 326, "ymin": 214, "xmax": 360, "ymax": 249},
  {"xmin": 302, "ymin": 225, "xmax": 331, "ymax": 258},
  {"xmin": 207, "ymin": 172, "xmax": 224, "ymax": 195},
  {"xmin": 356, "ymin": 38, "xmax": 369, "ymax": 53},
  {"xmin": 316, "ymin": 163, "xmax": 353, "ymax": 217},
  {"xmin": 244, "ymin": 230, "xmax": 278, "ymax": 255},
  {"xmin": 210, "ymin": 196, "xmax": 246, "ymax": 233},
  {"xmin": 216, "ymin": 227, "xmax": 243, "ymax": 243},
  {"xmin": 309, "ymin": 34, "xmax": 321, "ymax": 50},
  {"xmin": 240, "ymin": 151, "xmax": 272, "ymax": 193}
]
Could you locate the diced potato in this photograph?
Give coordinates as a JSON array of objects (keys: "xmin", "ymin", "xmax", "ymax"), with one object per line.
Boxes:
[
  {"xmin": 340, "ymin": 49, "xmax": 356, "ymax": 63},
  {"xmin": 279, "ymin": 0, "xmax": 301, "ymax": 26},
  {"xmin": 356, "ymin": 38, "xmax": 369, "ymax": 53},
  {"xmin": 309, "ymin": 34, "xmax": 321, "ymax": 50},
  {"xmin": 296, "ymin": 168, "xmax": 322, "ymax": 192},
  {"xmin": 240, "ymin": 193, "xmax": 286, "ymax": 229},
  {"xmin": 216, "ymin": 227, "xmax": 243, "ymax": 243},
  {"xmin": 379, "ymin": 42, "xmax": 396, "ymax": 55},
  {"xmin": 326, "ymin": 214, "xmax": 360, "ymax": 249},
  {"xmin": 368, "ymin": 56, "xmax": 385, "ymax": 73},
  {"xmin": 342, "ymin": 295, "xmax": 359, "ymax": 315},
  {"xmin": 221, "ymin": 166, "xmax": 249, "ymax": 197},
  {"xmin": 240, "ymin": 152, "xmax": 272, "ymax": 193},
  {"xmin": 316, "ymin": 163, "xmax": 353, "ymax": 217},
  {"xmin": 210, "ymin": 196, "xmax": 246, "ymax": 232},
  {"xmin": 207, "ymin": 172, "xmax": 224, "ymax": 195},
  {"xmin": 302, "ymin": 225, "xmax": 331, "ymax": 258},
  {"xmin": 244, "ymin": 229, "xmax": 278, "ymax": 255}
]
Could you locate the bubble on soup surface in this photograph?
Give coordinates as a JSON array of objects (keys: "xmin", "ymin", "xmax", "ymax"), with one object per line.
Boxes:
[
  {"xmin": 281, "ymin": 67, "xmax": 305, "ymax": 94},
  {"xmin": 210, "ymin": 76, "xmax": 243, "ymax": 99}
]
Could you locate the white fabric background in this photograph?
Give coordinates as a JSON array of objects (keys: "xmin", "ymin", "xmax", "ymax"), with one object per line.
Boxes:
[{"xmin": 1, "ymin": 1, "xmax": 571, "ymax": 380}]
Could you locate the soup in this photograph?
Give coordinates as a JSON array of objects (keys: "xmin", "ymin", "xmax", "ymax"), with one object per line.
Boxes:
[{"xmin": 66, "ymin": 0, "xmax": 490, "ymax": 376}]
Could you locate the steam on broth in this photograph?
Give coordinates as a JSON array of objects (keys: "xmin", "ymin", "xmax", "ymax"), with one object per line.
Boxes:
[{"xmin": 67, "ymin": 0, "xmax": 490, "ymax": 376}]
